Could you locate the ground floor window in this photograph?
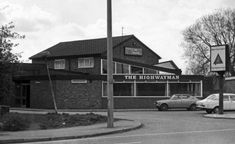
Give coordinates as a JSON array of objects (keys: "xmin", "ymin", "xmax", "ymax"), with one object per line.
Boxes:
[
  {"xmin": 102, "ymin": 81, "xmax": 202, "ymax": 97},
  {"xmin": 103, "ymin": 82, "xmax": 134, "ymax": 96},
  {"xmin": 136, "ymin": 83, "xmax": 166, "ymax": 96},
  {"xmin": 168, "ymin": 83, "xmax": 201, "ymax": 96}
]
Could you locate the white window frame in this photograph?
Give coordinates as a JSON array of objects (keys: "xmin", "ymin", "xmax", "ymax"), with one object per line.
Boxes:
[
  {"xmin": 102, "ymin": 81, "xmax": 203, "ymax": 98},
  {"xmin": 54, "ymin": 59, "xmax": 65, "ymax": 69},
  {"xmin": 78, "ymin": 57, "xmax": 94, "ymax": 68}
]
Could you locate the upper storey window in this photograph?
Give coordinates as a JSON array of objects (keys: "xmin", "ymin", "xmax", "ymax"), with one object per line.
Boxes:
[
  {"xmin": 54, "ymin": 59, "xmax": 65, "ymax": 69},
  {"xmin": 78, "ymin": 57, "xmax": 94, "ymax": 68}
]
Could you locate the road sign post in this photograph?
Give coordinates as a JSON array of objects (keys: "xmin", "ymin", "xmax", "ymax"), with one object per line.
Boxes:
[{"xmin": 210, "ymin": 45, "xmax": 229, "ymax": 114}]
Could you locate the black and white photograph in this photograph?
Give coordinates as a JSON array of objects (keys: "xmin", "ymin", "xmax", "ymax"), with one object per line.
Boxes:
[{"xmin": 1, "ymin": 0, "xmax": 235, "ymax": 143}]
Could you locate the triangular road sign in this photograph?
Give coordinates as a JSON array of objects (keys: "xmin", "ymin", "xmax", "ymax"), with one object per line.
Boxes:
[{"xmin": 214, "ymin": 54, "xmax": 223, "ymax": 65}]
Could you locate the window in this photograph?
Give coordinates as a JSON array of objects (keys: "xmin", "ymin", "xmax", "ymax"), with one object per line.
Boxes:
[
  {"xmin": 131, "ymin": 66, "xmax": 143, "ymax": 74},
  {"xmin": 114, "ymin": 83, "xmax": 134, "ymax": 96},
  {"xmin": 78, "ymin": 57, "xmax": 94, "ymax": 68},
  {"xmin": 116, "ymin": 62, "xmax": 129, "ymax": 74},
  {"xmin": 168, "ymin": 83, "xmax": 201, "ymax": 96},
  {"xmin": 102, "ymin": 59, "xmax": 115, "ymax": 74},
  {"xmin": 103, "ymin": 82, "xmax": 134, "ymax": 96},
  {"xmin": 230, "ymin": 95, "xmax": 235, "ymax": 101},
  {"xmin": 224, "ymin": 95, "xmax": 229, "ymax": 101},
  {"xmin": 54, "ymin": 59, "xmax": 65, "ymax": 69},
  {"xmin": 136, "ymin": 83, "xmax": 166, "ymax": 96},
  {"xmin": 180, "ymin": 95, "xmax": 190, "ymax": 99},
  {"xmin": 144, "ymin": 68, "xmax": 157, "ymax": 74},
  {"xmin": 171, "ymin": 95, "xmax": 180, "ymax": 100}
]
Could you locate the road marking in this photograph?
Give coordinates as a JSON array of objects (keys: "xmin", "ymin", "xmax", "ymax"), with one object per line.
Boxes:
[{"xmin": 115, "ymin": 142, "xmax": 141, "ymax": 144}]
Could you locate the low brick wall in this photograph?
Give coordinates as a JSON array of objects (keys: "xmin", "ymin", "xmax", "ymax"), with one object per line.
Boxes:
[
  {"xmin": 101, "ymin": 97, "xmax": 169, "ymax": 109},
  {"xmin": 224, "ymin": 77, "xmax": 235, "ymax": 93}
]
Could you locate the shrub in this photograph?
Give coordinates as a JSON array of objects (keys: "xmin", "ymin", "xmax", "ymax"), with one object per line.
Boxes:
[
  {"xmin": 0, "ymin": 113, "xmax": 30, "ymax": 131},
  {"xmin": 39, "ymin": 112, "xmax": 107, "ymax": 129}
]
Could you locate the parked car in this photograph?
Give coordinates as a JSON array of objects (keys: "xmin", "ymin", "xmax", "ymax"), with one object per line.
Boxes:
[
  {"xmin": 196, "ymin": 93, "xmax": 235, "ymax": 114},
  {"xmin": 154, "ymin": 94, "xmax": 199, "ymax": 111}
]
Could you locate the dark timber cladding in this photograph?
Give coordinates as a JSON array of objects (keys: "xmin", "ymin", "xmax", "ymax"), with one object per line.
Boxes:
[{"xmin": 9, "ymin": 34, "xmax": 207, "ymax": 109}]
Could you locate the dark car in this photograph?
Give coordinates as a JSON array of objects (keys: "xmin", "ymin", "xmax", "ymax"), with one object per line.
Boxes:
[{"xmin": 155, "ymin": 94, "xmax": 199, "ymax": 111}]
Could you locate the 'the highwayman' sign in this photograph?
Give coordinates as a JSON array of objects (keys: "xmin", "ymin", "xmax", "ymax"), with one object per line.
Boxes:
[{"xmin": 115, "ymin": 75, "xmax": 180, "ymax": 81}]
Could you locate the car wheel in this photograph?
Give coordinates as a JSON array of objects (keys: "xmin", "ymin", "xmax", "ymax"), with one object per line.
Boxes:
[
  {"xmin": 160, "ymin": 104, "xmax": 168, "ymax": 111},
  {"xmin": 206, "ymin": 109, "xmax": 212, "ymax": 114},
  {"xmin": 213, "ymin": 107, "xmax": 219, "ymax": 114},
  {"xmin": 189, "ymin": 104, "xmax": 197, "ymax": 111}
]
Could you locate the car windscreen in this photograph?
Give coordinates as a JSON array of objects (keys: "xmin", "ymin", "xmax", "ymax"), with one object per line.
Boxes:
[
  {"xmin": 207, "ymin": 94, "xmax": 218, "ymax": 100},
  {"xmin": 171, "ymin": 95, "xmax": 180, "ymax": 100}
]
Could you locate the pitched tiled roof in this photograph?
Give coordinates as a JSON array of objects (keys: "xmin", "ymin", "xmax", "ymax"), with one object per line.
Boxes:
[
  {"xmin": 155, "ymin": 60, "xmax": 180, "ymax": 70},
  {"xmin": 30, "ymin": 35, "xmax": 135, "ymax": 59}
]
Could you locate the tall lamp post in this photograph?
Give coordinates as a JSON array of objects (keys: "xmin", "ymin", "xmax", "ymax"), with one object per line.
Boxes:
[{"xmin": 107, "ymin": 0, "xmax": 114, "ymax": 128}]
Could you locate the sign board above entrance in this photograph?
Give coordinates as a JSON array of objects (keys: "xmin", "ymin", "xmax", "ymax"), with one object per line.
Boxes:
[
  {"xmin": 210, "ymin": 45, "xmax": 229, "ymax": 72},
  {"xmin": 116, "ymin": 75, "xmax": 180, "ymax": 81}
]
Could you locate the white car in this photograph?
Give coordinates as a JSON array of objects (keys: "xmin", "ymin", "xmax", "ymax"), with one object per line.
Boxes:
[{"xmin": 196, "ymin": 93, "xmax": 235, "ymax": 114}]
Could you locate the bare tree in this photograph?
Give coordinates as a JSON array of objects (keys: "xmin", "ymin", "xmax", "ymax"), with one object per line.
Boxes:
[{"xmin": 182, "ymin": 9, "xmax": 235, "ymax": 75}]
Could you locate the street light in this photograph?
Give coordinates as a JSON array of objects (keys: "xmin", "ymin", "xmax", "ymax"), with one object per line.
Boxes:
[{"xmin": 107, "ymin": 0, "xmax": 114, "ymax": 128}]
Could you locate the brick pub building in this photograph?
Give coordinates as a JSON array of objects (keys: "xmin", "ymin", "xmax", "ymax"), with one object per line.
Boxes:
[{"xmin": 11, "ymin": 35, "xmax": 208, "ymax": 109}]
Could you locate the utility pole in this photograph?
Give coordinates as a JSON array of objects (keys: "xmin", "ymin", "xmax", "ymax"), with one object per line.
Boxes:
[{"xmin": 107, "ymin": 0, "xmax": 114, "ymax": 128}]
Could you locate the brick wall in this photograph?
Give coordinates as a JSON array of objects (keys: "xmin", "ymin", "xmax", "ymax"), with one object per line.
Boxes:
[
  {"xmin": 30, "ymin": 80, "xmax": 54, "ymax": 109},
  {"xmin": 30, "ymin": 80, "xmax": 102, "ymax": 109},
  {"xmin": 54, "ymin": 80, "xmax": 102, "ymax": 109},
  {"xmin": 101, "ymin": 97, "xmax": 168, "ymax": 109}
]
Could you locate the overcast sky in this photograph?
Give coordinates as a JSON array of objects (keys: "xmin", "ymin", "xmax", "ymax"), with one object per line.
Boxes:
[{"xmin": 1, "ymin": 0, "xmax": 235, "ymax": 73}]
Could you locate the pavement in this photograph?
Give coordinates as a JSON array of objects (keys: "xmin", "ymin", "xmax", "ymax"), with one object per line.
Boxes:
[
  {"xmin": 204, "ymin": 112, "xmax": 235, "ymax": 119},
  {"xmin": 0, "ymin": 109, "xmax": 143, "ymax": 144}
]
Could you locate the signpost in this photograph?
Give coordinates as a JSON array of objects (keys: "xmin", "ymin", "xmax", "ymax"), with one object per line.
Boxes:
[{"xmin": 210, "ymin": 45, "xmax": 229, "ymax": 114}]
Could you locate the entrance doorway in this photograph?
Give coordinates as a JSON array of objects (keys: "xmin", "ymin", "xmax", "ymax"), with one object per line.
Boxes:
[{"xmin": 15, "ymin": 82, "xmax": 30, "ymax": 108}]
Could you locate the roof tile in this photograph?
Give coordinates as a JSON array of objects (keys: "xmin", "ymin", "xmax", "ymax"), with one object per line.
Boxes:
[{"xmin": 30, "ymin": 35, "xmax": 133, "ymax": 59}]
